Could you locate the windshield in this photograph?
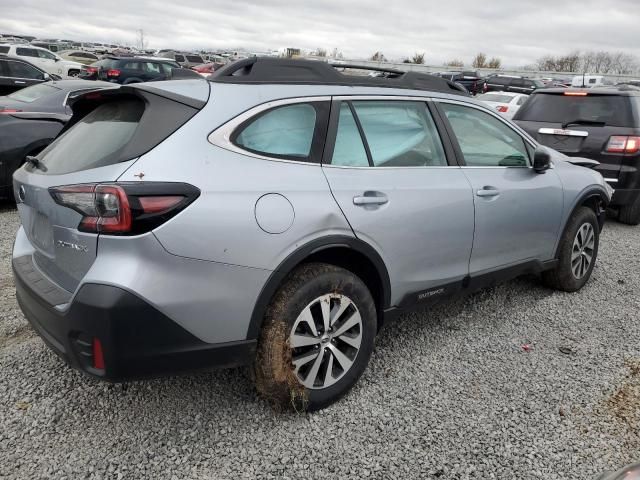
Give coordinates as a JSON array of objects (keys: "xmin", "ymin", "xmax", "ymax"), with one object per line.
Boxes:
[
  {"xmin": 186, "ymin": 55, "xmax": 204, "ymax": 63},
  {"xmin": 7, "ymin": 83, "xmax": 61, "ymax": 103},
  {"xmin": 478, "ymin": 93, "xmax": 514, "ymax": 103},
  {"xmin": 514, "ymin": 93, "xmax": 635, "ymax": 127}
]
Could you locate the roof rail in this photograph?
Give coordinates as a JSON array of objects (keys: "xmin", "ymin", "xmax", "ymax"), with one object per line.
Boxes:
[{"xmin": 209, "ymin": 57, "xmax": 468, "ymax": 95}]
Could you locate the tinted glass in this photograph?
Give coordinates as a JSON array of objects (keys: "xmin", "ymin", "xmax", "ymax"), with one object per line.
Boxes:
[
  {"xmin": 514, "ymin": 93, "xmax": 636, "ymax": 127},
  {"xmin": 37, "ymin": 99, "xmax": 144, "ymax": 174},
  {"xmin": 352, "ymin": 101, "xmax": 447, "ymax": 167},
  {"xmin": 175, "ymin": 54, "xmax": 185, "ymax": 62},
  {"xmin": 478, "ymin": 93, "xmax": 513, "ymax": 103},
  {"xmin": 0, "ymin": 46, "xmax": 9, "ymax": 54},
  {"xmin": 37, "ymin": 49, "xmax": 56, "ymax": 60},
  {"xmin": 143, "ymin": 62, "xmax": 162, "ymax": 74},
  {"xmin": 331, "ymin": 103, "xmax": 369, "ymax": 167},
  {"xmin": 511, "ymin": 78, "xmax": 525, "ymax": 87},
  {"xmin": 93, "ymin": 59, "xmax": 119, "ymax": 69},
  {"xmin": 7, "ymin": 61, "xmax": 43, "ymax": 79},
  {"xmin": 235, "ymin": 103, "xmax": 317, "ymax": 158},
  {"xmin": 7, "ymin": 83, "xmax": 60, "ymax": 102},
  {"xmin": 441, "ymin": 103, "xmax": 529, "ymax": 167},
  {"xmin": 186, "ymin": 55, "xmax": 203, "ymax": 63},
  {"xmin": 490, "ymin": 77, "xmax": 510, "ymax": 86},
  {"xmin": 16, "ymin": 47, "xmax": 38, "ymax": 57}
]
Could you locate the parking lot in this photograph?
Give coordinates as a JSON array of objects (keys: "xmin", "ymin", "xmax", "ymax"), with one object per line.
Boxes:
[{"xmin": 0, "ymin": 200, "xmax": 638, "ymax": 479}]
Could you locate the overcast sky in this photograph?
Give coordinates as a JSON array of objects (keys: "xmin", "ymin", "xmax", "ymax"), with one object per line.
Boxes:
[{"xmin": 0, "ymin": 0, "xmax": 638, "ymax": 66}]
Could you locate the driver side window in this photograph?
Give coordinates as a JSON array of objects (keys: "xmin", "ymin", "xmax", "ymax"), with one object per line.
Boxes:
[{"xmin": 440, "ymin": 103, "xmax": 530, "ymax": 167}]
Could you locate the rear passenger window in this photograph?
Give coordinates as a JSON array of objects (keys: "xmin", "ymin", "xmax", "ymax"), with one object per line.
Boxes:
[
  {"xmin": 234, "ymin": 103, "xmax": 317, "ymax": 159},
  {"xmin": 0, "ymin": 46, "xmax": 9, "ymax": 54},
  {"xmin": 440, "ymin": 103, "xmax": 530, "ymax": 167},
  {"xmin": 351, "ymin": 101, "xmax": 447, "ymax": 167}
]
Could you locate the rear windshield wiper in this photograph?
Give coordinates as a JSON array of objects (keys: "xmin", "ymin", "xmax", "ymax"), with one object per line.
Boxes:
[
  {"xmin": 25, "ymin": 155, "xmax": 48, "ymax": 172},
  {"xmin": 561, "ymin": 119, "xmax": 606, "ymax": 129}
]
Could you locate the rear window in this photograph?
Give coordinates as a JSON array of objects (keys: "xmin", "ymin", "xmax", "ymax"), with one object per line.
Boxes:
[
  {"xmin": 0, "ymin": 46, "xmax": 9, "ymax": 54},
  {"xmin": 7, "ymin": 83, "xmax": 61, "ymax": 102},
  {"xmin": 93, "ymin": 59, "xmax": 119, "ymax": 69},
  {"xmin": 514, "ymin": 93, "xmax": 636, "ymax": 127},
  {"xmin": 37, "ymin": 99, "xmax": 144, "ymax": 175},
  {"xmin": 186, "ymin": 55, "xmax": 203, "ymax": 63},
  {"xmin": 478, "ymin": 93, "xmax": 513, "ymax": 103}
]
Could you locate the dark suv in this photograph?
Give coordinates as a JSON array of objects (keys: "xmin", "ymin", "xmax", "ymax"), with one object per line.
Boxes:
[
  {"xmin": 0, "ymin": 54, "xmax": 51, "ymax": 95},
  {"xmin": 435, "ymin": 71, "xmax": 486, "ymax": 95},
  {"xmin": 514, "ymin": 86, "xmax": 640, "ymax": 224},
  {"xmin": 485, "ymin": 75, "xmax": 545, "ymax": 95},
  {"xmin": 78, "ymin": 56, "xmax": 198, "ymax": 84}
]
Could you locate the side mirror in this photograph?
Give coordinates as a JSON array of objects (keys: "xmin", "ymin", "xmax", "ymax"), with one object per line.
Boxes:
[
  {"xmin": 43, "ymin": 73, "xmax": 51, "ymax": 81},
  {"xmin": 54, "ymin": 58, "xmax": 60, "ymax": 62},
  {"xmin": 533, "ymin": 146, "xmax": 552, "ymax": 173}
]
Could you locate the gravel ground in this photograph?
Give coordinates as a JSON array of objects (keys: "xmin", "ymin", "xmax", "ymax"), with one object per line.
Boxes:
[{"xmin": 1, "ymin": 200, "xmax": 640, "ymax": 480}]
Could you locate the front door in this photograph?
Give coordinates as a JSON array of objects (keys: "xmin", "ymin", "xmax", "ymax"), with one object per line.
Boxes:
[
  {"xmin": 436, "ymin": 101, "xmax": 563, "ymax": 274},
  {"xmin": 322, "ymin": 99, "xmax": 475, "ymax": 307}
]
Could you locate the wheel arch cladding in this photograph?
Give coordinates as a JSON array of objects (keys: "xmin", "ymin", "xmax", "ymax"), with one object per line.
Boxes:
[
  {"xmin": 555, "ymin": 186, "xmax": 609, "ymax": 258},
  {"xmin": 247, "ymin": 236, "xmax": 391, "ymax": 339}
]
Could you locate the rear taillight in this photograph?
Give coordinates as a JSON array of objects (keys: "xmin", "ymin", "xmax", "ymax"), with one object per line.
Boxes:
[
  {"xmin": 92, "ymin": 338, "xmax": 105, "ymax": 370},
  {"xmin": 564, "ymin": 91, "xmax": 588, "ymax": 96},
  {"xmin": 49, "ymin": 182, "xmax": 200, "ymax": 235},
  {"xmin": 496, "ymin": 106, "xmax": 509, "ymax": 113},
  {"xmin": 84, "ymin": 66, "xmax": 98, "ymax": 75},
  {"xmin": 605, "ymin": 136, "xmax": 640, "ymax": 154},
  {"xmin": 106, "ymin": 69, "xmax": 121, "ymax": 77}
]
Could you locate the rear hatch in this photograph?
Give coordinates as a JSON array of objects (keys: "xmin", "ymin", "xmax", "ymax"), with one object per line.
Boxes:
[
  {"xmin": 12, "ymin": 83, "xmax": 208, "ymax": 294},
  {"xmin": 513, "ymin": 91, "xmax": 640, "ymax": 181}
]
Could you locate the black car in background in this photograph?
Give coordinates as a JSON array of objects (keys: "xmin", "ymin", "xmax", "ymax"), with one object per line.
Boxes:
[
  {"xmin": 436, "ymin": 71, "xmax": 486, "ymax": 95},
  {"xmin": 514, "ymin": 86, "xmax": 640, "ymax": 224},
  {"xmin": 485, "ymin": 75, "xmax": 545, "ymax": 95},
  {"xmin": 0, "ymin": 54, "xmax": 52, "ymax": 95},
  {"xmin": 0, "ymin": 79, "xmax": 114, "ymax": 199},
  {"xmin": 78, "ymin": 56, "xmax": 201, "ymax": 84}
]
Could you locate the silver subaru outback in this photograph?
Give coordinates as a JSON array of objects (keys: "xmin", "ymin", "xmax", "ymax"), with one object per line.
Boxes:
[{"xmin": 12, "ymin": 58, "xmax": 612, "ymax": 410}]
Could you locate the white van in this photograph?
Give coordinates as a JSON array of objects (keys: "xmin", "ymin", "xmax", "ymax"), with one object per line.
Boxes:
[{"xmin": 571, "ymin": 75, "xmax": 605, "ymax": 88}]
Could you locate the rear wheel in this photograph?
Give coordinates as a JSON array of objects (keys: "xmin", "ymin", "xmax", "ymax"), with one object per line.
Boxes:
[
  {"xmin": 254, "ymin": 263, "xmax": 376, "ymax": 411},
  {"xmin": 618, "ymin": 195, "xmax": 640, "ymax": 225},
  {"xmin": 542, "ymin": 207, "xmax": 599, "ymax": 292},
  {"xmin": 67, "ymin": 69, "xmax": 80, "ymax": 77}
]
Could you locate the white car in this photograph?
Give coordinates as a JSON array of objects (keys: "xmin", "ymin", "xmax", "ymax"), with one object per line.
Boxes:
[
  {"xmin": 476, "ymin": 92, "xmax": 529, "ymax": 119},
  {"xmin": 0, "ymin": 44, "xmax": 83, "ymax": 77}
]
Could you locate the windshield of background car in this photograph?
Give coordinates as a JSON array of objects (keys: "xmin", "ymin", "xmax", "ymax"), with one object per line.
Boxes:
[
  {"xmin": 7, "ymin": 83, "xmax": 61, "ymax": 102},
  {"xmin": 514, "ymin": 93, "xmax": 636, "ymax": 127},
  {"xmin": 478, "ymin": 93, "xmax": 513, "ymax": 103},
  {"xmin": 186, "ymin": 55, "xmax": 203, "ymax": 63}
]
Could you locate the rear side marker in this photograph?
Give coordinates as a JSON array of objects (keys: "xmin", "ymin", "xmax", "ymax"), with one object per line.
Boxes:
[{"xmin": 93, "ymin": 338, "xmax": 105, "ymax": 370}]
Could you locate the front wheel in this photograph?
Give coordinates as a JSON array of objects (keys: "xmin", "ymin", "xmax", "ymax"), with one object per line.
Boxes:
[
  {"xmin": 542, "ymin": 207, "xmax": 599, "ymax": 292},
  {"xmin": 254, "ymin": 263, "xmax": 377, "ymax": 411}
]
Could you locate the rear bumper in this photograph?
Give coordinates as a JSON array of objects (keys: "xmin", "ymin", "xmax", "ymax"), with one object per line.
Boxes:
[{"xmin": 13, "ymin": 257, "xmax": 256, "ymax": 381}]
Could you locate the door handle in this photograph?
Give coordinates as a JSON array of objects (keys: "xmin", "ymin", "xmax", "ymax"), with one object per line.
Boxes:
[
  {"xmin": 476, "ymin": 187, "xmax": 500, "ymax": 197},
  {"xmin": 353, "ymin": 193, "xmax": 388, "ymax": 206}
]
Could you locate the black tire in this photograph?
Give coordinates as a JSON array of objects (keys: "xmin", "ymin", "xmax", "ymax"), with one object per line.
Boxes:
[
  {"xmin": 254, "ymin": 263, "xmax": 376, "ymax": 411},
  {"xmin": 68, "ymin": 69, "xmax": 80, "ymax": 77},
  {"xmin": 542, "ymin": 207, "xmax": 599, "ymax": 292},
  {"xmin": 618, "ymin": 195, "xmax": 640, "ymax": 226}
]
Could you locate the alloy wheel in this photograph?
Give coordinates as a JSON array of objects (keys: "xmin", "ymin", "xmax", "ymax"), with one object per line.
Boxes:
[
  {"xmin": 571, "ymin": 222, "xmax": 595, "ymax": 279},
  {"xmin": 289, "ymin": 293, "xmax": 362, "ymax": 390}
]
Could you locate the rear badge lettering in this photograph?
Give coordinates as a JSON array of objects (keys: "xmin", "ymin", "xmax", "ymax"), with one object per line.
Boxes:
[{"xmin": 56, "ymin": 240, "xmax": 88, "ymax": 253}]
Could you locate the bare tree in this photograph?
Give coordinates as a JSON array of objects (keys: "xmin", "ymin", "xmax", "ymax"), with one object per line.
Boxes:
[
  {"xmin": 370, "ymin": 51, "xmax": 387, "ymax": 62},
  {"xmin": 486, "ymin": 57, "xmax": 502, "ymax": 69},
  {"xmin": 314, "ymin": 48, "xmax": 327, "ymax": 57},
  {"xmin": 536, "ymin": 50, "xmax": 638, "ymax": 74},
  {"xmin": 411, "ymin": 52, "xmax": 425, "ymax": 64},
  {"xmin": 444, "ymin": 59, "xmax": 464, "ymax": 68},
  {"xmin": 471, "ymin": 52, "xmax": 487, "ymax": 69}
]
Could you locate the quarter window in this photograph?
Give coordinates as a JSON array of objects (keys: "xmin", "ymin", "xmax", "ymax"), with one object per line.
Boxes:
[
  {"xmin": 234, "ymin": 103, "xmax": 318, "ymax": 159},
  {"xmin": 351, "ymin": 101, "xmax": 447, "ymax": 167},
  {"xmin": 440, "ymin": 103, "xmax": 530, "ymax": 167},
  {"xmin": 330, "ymin": 103, "xmax": 369, "ymax": 167}
]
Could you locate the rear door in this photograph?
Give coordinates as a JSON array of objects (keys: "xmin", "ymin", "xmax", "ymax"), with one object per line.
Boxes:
[
  {"xmin": 322, "ymin": 98, "xmax": 475, "ymax": 307},
  {"xmin": 435, "ymin": 100, "xmax": 563, "ymax": 274}
]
